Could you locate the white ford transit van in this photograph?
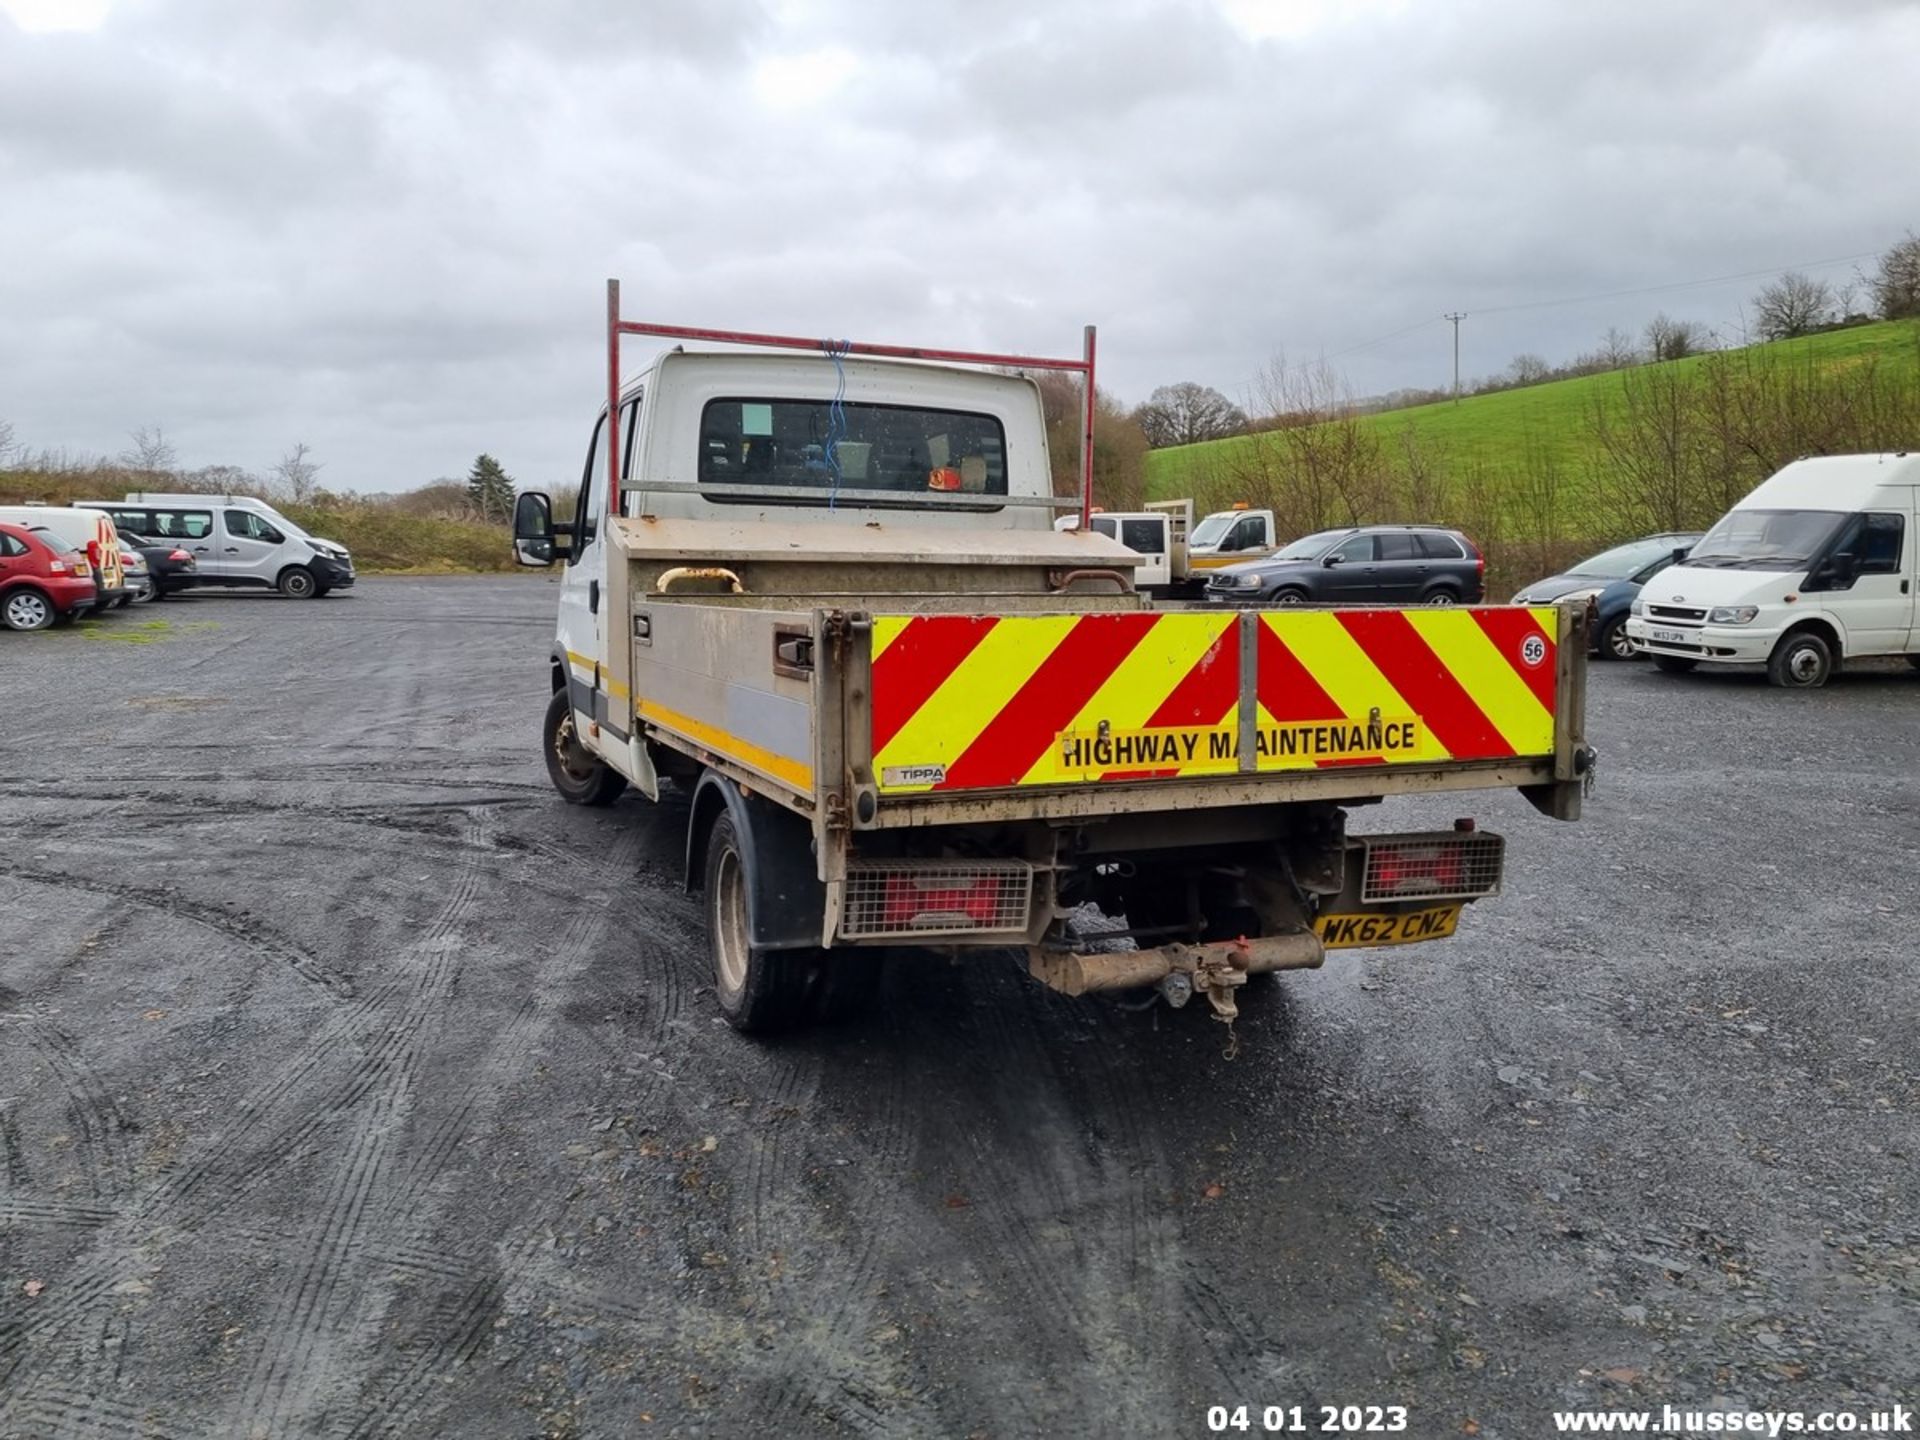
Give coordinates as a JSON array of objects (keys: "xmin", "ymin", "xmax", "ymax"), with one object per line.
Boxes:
[
  {"xmin": 76, "ymin": 494, "xmax": 355, "ymax": 598},
  {"xmin": 1625, "ymin": 454, "xmax": 1920, "ymax": 688}
]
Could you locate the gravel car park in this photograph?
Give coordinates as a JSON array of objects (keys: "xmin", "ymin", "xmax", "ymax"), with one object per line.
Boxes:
[{"xmin": 1, "ymin": 577, "xmax": 1915, "ymax": 1438}]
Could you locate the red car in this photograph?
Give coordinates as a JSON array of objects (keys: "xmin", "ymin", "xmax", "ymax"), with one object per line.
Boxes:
[{"xmin": 0, "ymin": 520, "xmax": 99, "ymax": 630}]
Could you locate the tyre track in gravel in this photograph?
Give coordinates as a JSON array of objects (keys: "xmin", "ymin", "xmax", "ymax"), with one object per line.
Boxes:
[
  {"xmin": 0, "ymin": 812, "xmax": 495, "ymax": 1408},
  {"xmin": 1, "ymin": 1017, "xmax": 139, "ymax": 1206},
  {"xmin": 1063, "ymin": 995, "xmax": 1296, "ymax": 1401},
  {"xmin": 721, "ymin": 1036, "xmax": 923, "ymax": 1436},
  {"xmin": 7, "ymin": 871, "xmax": 353, "ymax": 1000},
  {"xmin": 341, "ymin": 819, "xmax": 709, "ymax": 1438},
  {"xmin": 1, "ymin": 1387, "xmax": 189, "ymax": 1440},
  {"xmin": 227, "ymin": 812, "xmax": 493, "ymax": 1436}
]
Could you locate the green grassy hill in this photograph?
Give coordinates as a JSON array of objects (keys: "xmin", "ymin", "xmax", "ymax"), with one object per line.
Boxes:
[{"xmin": 1145, "ymin": 320, "xmax": 1920, "ymax": 508}]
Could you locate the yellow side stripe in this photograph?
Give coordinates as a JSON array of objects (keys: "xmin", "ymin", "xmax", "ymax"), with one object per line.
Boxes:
[
  {"xmin": 564, "ymin": 648, "xmax": 629, "ymax": 700},
  {"xmin": 636, "ymin": 699, "xmax": 813, "ymax": 793}
]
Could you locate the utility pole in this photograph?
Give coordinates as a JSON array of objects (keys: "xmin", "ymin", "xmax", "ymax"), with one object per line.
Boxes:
[{"xmin": 1444, "ymin": 312, "xmax": 1466, "ymax": 404}]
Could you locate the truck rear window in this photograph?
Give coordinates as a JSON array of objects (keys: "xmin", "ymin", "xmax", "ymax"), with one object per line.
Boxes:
[{"xmin": 698, "ymin": 398, "xmax": 1007, "ymax": 505}]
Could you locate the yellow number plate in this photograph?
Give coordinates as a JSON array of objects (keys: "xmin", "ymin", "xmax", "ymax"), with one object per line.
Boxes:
[{"xmin": 1315, "ymin": 904, "xmax": 1463, "ymax": 949}]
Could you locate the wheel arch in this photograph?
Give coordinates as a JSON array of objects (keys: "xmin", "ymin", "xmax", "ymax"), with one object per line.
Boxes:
[
  {"xmin": 3, "ymin": 582, "xmax": 57, "ymax": 620},
  {"xmin": 684, "ymin": 771, "xmax": 825, "ymax": 951},
  {"xmin": 1776, "ymin": 614, "xmax": 1843, "ymax": 656},
  {"xmin": 274, "ymin": 562, "xmax": 317, "ymax": 593}
]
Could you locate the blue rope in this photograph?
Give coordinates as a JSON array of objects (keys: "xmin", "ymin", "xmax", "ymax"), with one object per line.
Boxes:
[{"xmin": 822, "ymin": 338, "xmax": 850, "ymax": 509}]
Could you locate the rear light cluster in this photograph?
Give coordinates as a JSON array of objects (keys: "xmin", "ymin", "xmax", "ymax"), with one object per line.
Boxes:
[
  {"xmin": 1359, "ymin": 831, "xmax": 1504, "ymax": 903},
  {"xmin": 841, "ymin": 860, "xmax": 1033, "ymax": 939},
  {"xmin": 169, "ymin": 549, "xmax": 192, "ymax": 563}
]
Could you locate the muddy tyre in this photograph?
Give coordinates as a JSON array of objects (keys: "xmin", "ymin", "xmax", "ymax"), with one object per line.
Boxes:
[
  {"xmin": 1768, "ymin": 629, "xmax": 1834, "ymax": 689},
  {"xmin": 705, "ymin": 813, "xmax": 812, "ymax": 1033},
  {"xmin": 542, "ymin": 688, "xmax": 627, "ymax": 806},
  {"xmin": 703, "ymin": 813, "xmax": 880, "ymax": 1033}
]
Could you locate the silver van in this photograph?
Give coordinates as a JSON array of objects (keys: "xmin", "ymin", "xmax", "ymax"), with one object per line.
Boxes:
[{"xmin": 78, "ymin": 494, "xmax": 355, "ymax": 599}]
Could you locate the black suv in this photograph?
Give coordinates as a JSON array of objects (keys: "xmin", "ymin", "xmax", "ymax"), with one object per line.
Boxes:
[{"xmin": 1206, "ymin": 525, "xmax": 1483, "ymax": 606}]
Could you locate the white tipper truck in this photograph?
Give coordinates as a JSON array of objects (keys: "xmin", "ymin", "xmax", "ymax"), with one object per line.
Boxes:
[{"xmin": 512, "ymin": 284, "xmax": 1593, "ymax": 1038}]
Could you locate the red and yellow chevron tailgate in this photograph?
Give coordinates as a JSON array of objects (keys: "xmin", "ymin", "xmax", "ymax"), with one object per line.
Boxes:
[{"xmin": 869, "ymin": 608, "xmax": 1559, "ymax": 794}]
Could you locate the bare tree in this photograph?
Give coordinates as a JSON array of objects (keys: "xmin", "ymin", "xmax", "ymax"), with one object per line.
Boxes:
[
  {"xmin": 1751, "ymin": 271, "xmax": 1834, "ymax": 340},
  {"xmin": 1507, "ymin": 353, "xmax": 1551, "ymax": 386},
  {"xmin": 182, "ymin": 463, "xmax": 263, "ymax": 496},
  {"xmin": 1130, "ymin": 382, "xmax": 1248, "ymax": 449},
  {"xmin": 273, "ymin": 442, "xmax": 322, "ymax": 504},
  {"xmin": 0, "ymin": 418, "xmax": 16, "ymax": 466},
  {"xmin": 1386, "ymin": 424, "xmax": 1448, "ymax": 522},
  {"xmin": 1597, "ymin": 327, "xmax": 1640, "ymax": 369},
  {"xmin": 121, "ymin": 424, "xmax": 177, "ymax": 474},
  {"xmin": 1242, "ymin": 355, "xmax": 1386, "ymax": 533},
  {"xmin": 1867, "ymin": 232, "xmax": 1920, "ymax": 320},
  {"xmin": 1029, "ymin": 372, "xmax": 1150, "ymax": 510},
  {"xmin": 1643, "ymin": 313, "xmax": 1710, "ymax": 363}
]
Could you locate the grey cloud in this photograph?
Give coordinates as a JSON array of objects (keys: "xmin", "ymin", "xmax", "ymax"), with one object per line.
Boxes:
[{"xmin": 2, "ymin": 0, "xmax": 1917, "ymax": 489}]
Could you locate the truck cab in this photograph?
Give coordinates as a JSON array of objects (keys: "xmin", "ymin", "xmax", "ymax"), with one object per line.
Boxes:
[{"xmin": 1187, "ymin": 505, "xmax": 1278, "ymax": 569}]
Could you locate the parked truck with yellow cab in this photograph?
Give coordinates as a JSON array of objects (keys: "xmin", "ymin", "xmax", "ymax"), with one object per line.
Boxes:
[{"xmin": 511, "ymin": 284, "xmax": 1593, "ymax": 1037}]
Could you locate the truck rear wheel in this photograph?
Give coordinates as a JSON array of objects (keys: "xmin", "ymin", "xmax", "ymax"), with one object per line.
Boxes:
[
  {"xmin": 704, "ymin": 812, "xmax": 878, "ymax": 1033},
  {"xmin": 542, "ymin": 688, "xmax": 628, "ymax": 806}
]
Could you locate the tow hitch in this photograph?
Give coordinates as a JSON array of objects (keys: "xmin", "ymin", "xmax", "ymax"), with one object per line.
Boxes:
[{"xmin": 1027, "ymin": 930, "xmax": 1325, "ymax": 1020}]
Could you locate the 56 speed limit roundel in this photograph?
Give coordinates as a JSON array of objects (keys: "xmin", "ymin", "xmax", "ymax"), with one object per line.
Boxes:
[{"xmin": 1519, "ymin": 633, "xmax": 1548, "ymax": 668}]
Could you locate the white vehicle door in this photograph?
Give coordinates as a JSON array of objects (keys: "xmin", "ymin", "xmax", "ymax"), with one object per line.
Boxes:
[
  {"xmin": 1824, "ymin": 511, "xmax": 1910, "ymax": 655},
  {"xmin": 558, "ymin": 396, "xmax": 640, "ymax": 749},
  {"xmin": 218, "ymin": 508, "xmax": 290, "ymax": 586},
  {"xmin": 1118, "ymin": 515, "xmax": 1170, "ymax": 589}
]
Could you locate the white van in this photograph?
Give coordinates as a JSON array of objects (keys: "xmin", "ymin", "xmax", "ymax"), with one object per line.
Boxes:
[
  {"xmin": 1053, "ymin": 510, "xmax": 1173, "ymax": 591},
  {"xmin": 0, "ymin": 504, "xmax": 129, "ymax": 607},
  {"xmin": 1626, "ymin": 454, "xmax": 1920, "ymax": 688},
  {"xmin": 76, "ymin": 494, "xmax": 355, "ymax": 599}
]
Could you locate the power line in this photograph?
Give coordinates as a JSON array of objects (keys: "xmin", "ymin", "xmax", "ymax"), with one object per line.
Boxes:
[
  {"xmin": 1256, "ymin": 247, "xmax": 1884, "ymax": 391},
  {"xmin": 1467, "ymin": 251, "xmax": 1880, "ymax": 318}
]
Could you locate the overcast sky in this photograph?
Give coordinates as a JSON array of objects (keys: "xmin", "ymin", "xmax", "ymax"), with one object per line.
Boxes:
[{"xmin": 3, "ymin": 0, "xmax": 1916, "ymax": 492}]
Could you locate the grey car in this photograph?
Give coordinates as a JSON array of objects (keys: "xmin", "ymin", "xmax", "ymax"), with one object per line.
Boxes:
[{"xmin": 1206, "ymin": 525, "xmax": 1484, "ymax": 606}]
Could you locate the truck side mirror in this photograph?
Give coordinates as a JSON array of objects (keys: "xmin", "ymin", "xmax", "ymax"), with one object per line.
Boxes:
[
  {"xmin": 1671, "ymin": 547, "xmax": 1690, "ymax": 563},
  {"xmin": 513, "ymin": 491, "xmax": 560, "ymax": 567}
]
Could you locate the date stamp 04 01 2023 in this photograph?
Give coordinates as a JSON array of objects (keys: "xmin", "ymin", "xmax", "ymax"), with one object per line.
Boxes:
[{"xmin": 1206, "ymin": 1405, "xmax": 1411, "ymax": 1435}]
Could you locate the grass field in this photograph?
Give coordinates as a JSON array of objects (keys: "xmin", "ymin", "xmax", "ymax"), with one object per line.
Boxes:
[{"xmin": 1144, "ymin": 320, "xmax": 1920, "ymax": 505}]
